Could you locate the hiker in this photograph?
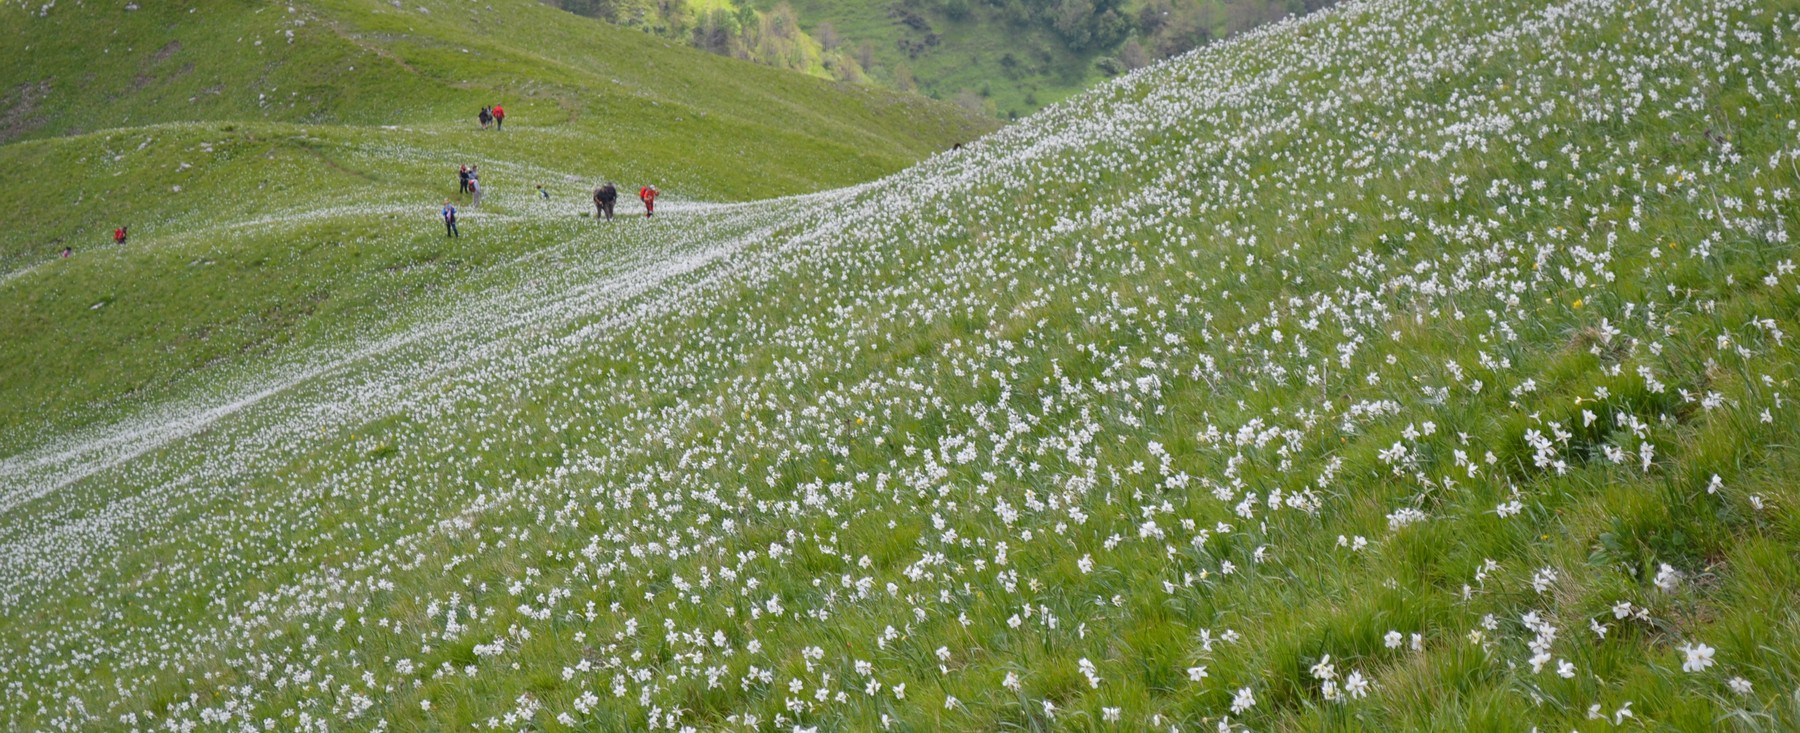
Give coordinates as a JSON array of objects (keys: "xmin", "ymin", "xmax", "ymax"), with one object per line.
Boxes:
[
  {"xmin": 478, "ymin": 106, "xmax": 492, "ymax": 130},
  {"xmin": 639, "ymin": 185, "xmax": 658, "ymax": 218},
  {"xmin": 468, "ymin": 177, "xmax": 483, "ymax": 208},
  {"xmin": 61, "ymin": 246, "xmax": 72, "ymax": 259},
  {"xmin": 459, "ymin": 165, "xmax": 470, "ymax": 194},
  {"xmin": 594, "ymin": 182, "xmax": 617, "ymax": 220},
  {"xmin": 442, "ymin": 200, "xmax": 459, "ymax": 237},
  {"xmin": 537, "ymin": 184, "xmax": 550, "ymax": 200},
  {"xmin": 492, "ymin": 104, "xmax": 505, "ymax": 131},
  {"xmin": 113, "ymin": 226, "xmax": 127, "ymax": 245}
]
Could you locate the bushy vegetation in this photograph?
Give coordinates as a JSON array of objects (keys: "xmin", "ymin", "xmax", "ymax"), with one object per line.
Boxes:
[
  {"xmin": 797, "ymin": 0, "xmax": 1349, "ymax": 117},
  {"xmin": 547, "ymin": 0, "xmax": 1344, "ymax": 118},
  {"xmin": 4, "ymin": 0, "xmax": 1800, "ymax": 731},
  {"xmin": 543, "ymin": 0, "xmax": 874, "ymax": 82}
]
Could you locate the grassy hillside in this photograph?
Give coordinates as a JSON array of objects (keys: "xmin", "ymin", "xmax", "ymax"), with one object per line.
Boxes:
[
  {"xmin": 5, "ymin": 0, "xmax": 1800, "ymax": 731},
  {"xmin": 0, "ymin": 0, "xmax": 994, "ymax": 254},
  {"xmin": 0, "ymin": 0, "xmax": 992, "ymax": 442}
]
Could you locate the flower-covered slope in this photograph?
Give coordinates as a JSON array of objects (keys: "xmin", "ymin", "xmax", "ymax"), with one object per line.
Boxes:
[{"xmin": 4, "ymin": 0, "xmax": 1800, "ymax": 729}]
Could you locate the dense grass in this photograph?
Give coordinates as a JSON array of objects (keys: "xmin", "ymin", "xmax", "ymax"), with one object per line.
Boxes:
[{"xmin": 5, "ymin": 0, "xmax": 1800, "ymax": 730}]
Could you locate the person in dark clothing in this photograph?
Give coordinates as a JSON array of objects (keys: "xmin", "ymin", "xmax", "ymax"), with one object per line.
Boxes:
[
  {"xmin": 478, "ymin": 107, "xmax": 492, "ymax": 130},
  {"xmin": 459, "ymin": 165, "xmax": 471, "ymax": 194},
  {"xmin": 537, "ymin": 184, "xmax": 550, "ymax": 200},
  {"xmin": 442, "ymin": 200, "xmax": 459, "ymax": 237},
  {"xmin": 594, "ymin": 182, "xmax": 617, "ymax": 220}
]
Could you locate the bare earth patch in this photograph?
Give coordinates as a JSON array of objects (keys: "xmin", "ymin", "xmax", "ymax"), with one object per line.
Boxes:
[{"xmin": 0, "ymin": 80, "xmax": 51, "ymax": 144}]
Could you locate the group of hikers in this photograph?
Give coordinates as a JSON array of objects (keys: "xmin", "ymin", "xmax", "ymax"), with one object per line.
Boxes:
[
  {"xmin": 440, "ymin": 166, "xmax": 660, "ymax": 237},
  {"xmin": 589, "ymin": 182, "xmax": 658, "ymax": 221},
  {"xmin": 442, "ymin": 165, "xmax": 479, "ymax": 236},
  {"xmin": 59, "ymin": 103, "xmax": 671, "ymax": 254},
  {"xmin": 72, "ymin": 179, "xmax": 660, "ymax": 252},
  {"xmin": 457, "ymin": 165, "xmax": 484, "ymax": 207},
  {"xmin": 62, "ymin": 225, "xmax": 125, "ymax": 258},
  {"xmin": 437, "ymin": 103, "xmax": 662, "ymax": 236},
  {"xmin": 477, "ymin": 104, "xmax": 506, "ymax": 130}
]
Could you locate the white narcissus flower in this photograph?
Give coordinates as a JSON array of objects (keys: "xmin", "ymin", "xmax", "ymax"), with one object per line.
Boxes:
[
  {"xmin": 1680, "ymin": 643, "xmax": 1715, "ymax": 673},
  {"xmin": 1613, "ymin": 702, "xmax": 1634, "ymax": 725},
  {"xmin": 1655, "ymin": 564, "xmax": 1682, "ymax": 592},
  {"xmin": 1310, "ymin": 654, "xmax": 1336, "ymax": 681},
  {"xmin": 1230, "ymin": 687, "xmax": 1255, "ymax": 714}
]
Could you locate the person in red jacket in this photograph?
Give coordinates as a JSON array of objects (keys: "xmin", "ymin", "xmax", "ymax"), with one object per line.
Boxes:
[
  {"xmin": 492, "ymin": 104, "xmax": 506, "ymax": 131},
  {"xmin": 639, "ymin": 185, "xmax": 658, "ymax": 218},
  {"xmin": 113, "ymin": 226, "xmax": 128, "ymax": 245}
]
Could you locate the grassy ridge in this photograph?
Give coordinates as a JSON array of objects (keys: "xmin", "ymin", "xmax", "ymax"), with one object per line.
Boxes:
[{"xmin": 0, "ymin": 0, "xmax": 989, "ymax": 149}]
